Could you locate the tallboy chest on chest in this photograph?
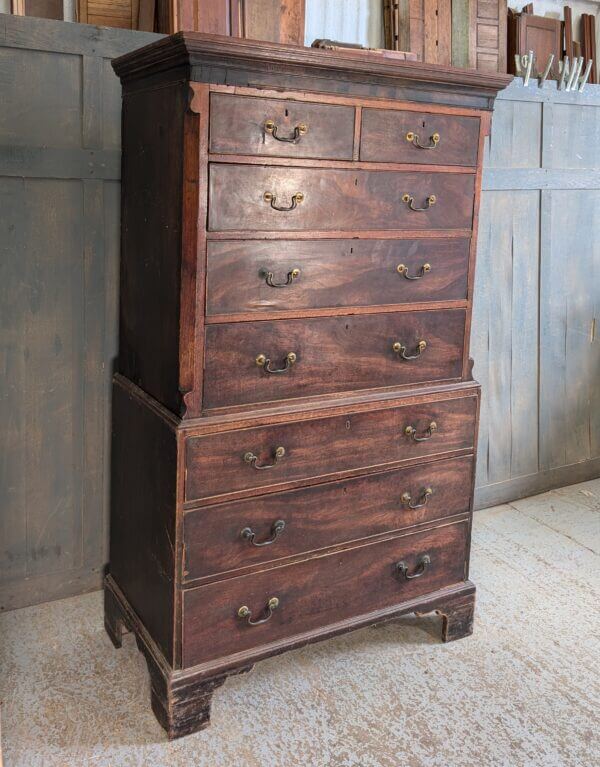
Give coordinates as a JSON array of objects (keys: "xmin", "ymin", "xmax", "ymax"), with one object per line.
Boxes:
[{"xmin": 105, "ymin": 33, "xmax": 510, "ymax": 739}]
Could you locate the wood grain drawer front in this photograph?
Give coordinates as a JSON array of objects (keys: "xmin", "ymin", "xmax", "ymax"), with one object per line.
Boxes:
[
  {"xmin": 184, "ymin": 394, "xmax": 477, "ymax": 504},
  {"xmin": 208, "ymin": 165, "xmax": 475, "ymax": 231},
  {"xmin": 360, "ymin": 109, "xmax": 480, "ymax": 166},
  {"xmin": 182, "ymin": 521, "xmax": 469, "ymax": 666},
  {"xmin": 209, "ymin": 93, "xmax": 355, "ymax": 160},
  {"xmin": 183, "ymin": 455, "xmax": 474, "ymax": 583},
  {"xmin": 203, "ymin": 309, "xmax": 466, "ymax": 409},
  {"xmin": 206, "ymin": 238, "xmax": 471, "ymax": 317}
]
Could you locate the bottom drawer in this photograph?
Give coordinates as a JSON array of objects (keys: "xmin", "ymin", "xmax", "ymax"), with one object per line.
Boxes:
[{"xmin": 182, "ymin": 520, "xmax": 468, "ymax": 667}]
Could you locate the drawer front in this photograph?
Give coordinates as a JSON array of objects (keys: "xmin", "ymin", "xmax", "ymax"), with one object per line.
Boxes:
[
  {"xmin": 209, "ymin": 93, "xmax": 355, "ymax": 160},
  {"xmin": 184, "ymin": 394, "xmax": 477, "ymax": 503},
  {"xmin": 206, "ymin": 238, "xmax": 471, "ymax": 317},
  {"xmin": 183, "ymin": 455, "xmax": 474, "ymax": 582},
  {"xmin": 203, "ymin": 309, "xmax": 466, "ymax": 409},
  {"xmin": 208, "ymin": 165, "xmax": 475, "ymax": 231},
  {"xmin": 182, "ymin": 521, "xmax": 469, "ymax": 666},
  {"xmin": 360, "ymin": 109, "xmax": 480, "ymax": 166}
]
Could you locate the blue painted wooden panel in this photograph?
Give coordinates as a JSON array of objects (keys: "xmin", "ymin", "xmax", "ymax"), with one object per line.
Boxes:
[{"xmin": 474, "ymin": 79, "xmax": 600, "ymax": 509}]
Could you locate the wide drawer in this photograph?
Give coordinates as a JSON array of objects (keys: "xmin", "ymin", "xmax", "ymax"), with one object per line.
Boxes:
[
  {"xmin": 205, "ymin": 238, "xmax": 471, "ymax": 317},
  {"xmin": 360, "ymin": 109, "xmax": 480, "ymax": 166},
  {"xmin": 203, "ymin": 309, "xmax": 466, "ymax": 409},
  {"xmin": 209, "ymin": 93, "xmax": 355, "ymax": 160},
  {"xmin": 183, "ymin": 455, "xmax": 474, "ymax": 582},
  {"xmin": 208, "ymin": 165, "xmax": 475, "ymax": 231},
  {"xmin": 182, "ymin": 520, "xmax": 469, "ymax": 667},
  {"xmin": 184, "ymin": 394, "xmax": 478, "ymax": 504}
]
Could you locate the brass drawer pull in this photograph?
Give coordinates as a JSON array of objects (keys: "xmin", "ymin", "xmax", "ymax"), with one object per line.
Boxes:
[
  {"xmin": 237, "ymin": 597, "xmax": 280, "ymax": 626},
  {"xmin": 261, "ymin": 268, "xmax": 301, "ymax": 288},
  {"xmin": 397, "ymin": 263, "xmax": 431, "ymax": 280},
  {"xmin": 255, "ymin": 351, "xmax": 297, "ymax": 373},
  {"xmin": 241, "ymin": 519, "xmax": 286, "ymax": 546},
  {"xmin": 243, "ymin": 446, "xmax": 286, "ymax": 470},
  {"xmin": 264, "ymin": 119, "xmax": 308, "ymax": 143},
  {"xmin": 406, "ymin": 131, "xmax": 440, "ymax": 150},
  {"xmin": 402, "ymin": 193, "xmax": 436, "ymax": 212},
  {"xmin": 396, "ymin": 554, "xmax": 431, "ymax": 580},
  {"xmin": 392, "ymin": 340, "xmax": 427, "ymax": 360},
  {"xmin": 264, "ymin": 191, "xmax": 304, "ymax": 211},
  {"xmin": 401, "ymin": 487, "xmax": 433, "ymax": 510},
  {"xmin": 405, "ymin": 421, "xmax": 437, "ymax": 442}
]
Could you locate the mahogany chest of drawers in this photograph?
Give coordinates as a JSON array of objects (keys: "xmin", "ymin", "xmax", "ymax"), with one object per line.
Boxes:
[{"xmin": 106, "ymin": 33, "xmax": 510, "ymax": 739}]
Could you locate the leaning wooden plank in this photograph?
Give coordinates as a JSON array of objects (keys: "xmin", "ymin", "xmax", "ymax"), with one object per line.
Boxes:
[
  {"xmin": 137, "ymin": 0, "xmax": 155, "ymax": 31},
  {"xmin": 590, "ymin": 14, "xmax": 597, "ymax": 84},
  {"xmin": 564, "ymin": 6, "xmax": 573, "ymax": 59},
  {"xmin": 436, "ymin": 0, "xmax": 452, "ymax": 66},
  {"xmin": 383, "ymin": 0, "xmax": 392, "ymax": 49}
]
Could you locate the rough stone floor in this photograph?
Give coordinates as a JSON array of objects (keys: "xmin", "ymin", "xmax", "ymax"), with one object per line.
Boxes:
[{"xmin": 1, "ymin": 478, "xmax": 599, "ymax": 767}]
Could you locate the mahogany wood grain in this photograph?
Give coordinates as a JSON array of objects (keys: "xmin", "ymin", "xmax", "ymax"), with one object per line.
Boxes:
[
  {"xmin": 205, "ymin": 238, "xmax": 471, "ymax": 317},
  {"xmin": 208, "ymin": 83, "xmax": 493, "ymax": 118},
  {"xmin": 203, "ymin": 309, "xmax": 466, "ymax": 409},
  {"xmin": 182, "ymin": 455, "xmax": 474, "ymax": 583},
  {"xmin": 209, "ymin": 93, "xmax": 355, "ymax": 160},
  {"xmin": 360, "ymin": 109, "xmax": 480, "ymax": 166},
  {"xmin": 182, "ymin": 520, "xmax": 469, "ymax": 666},
  {"xmin": 184, "ymin": 394, "xmax": 477, "ymax": 504},
  {"xmin": 208, "ymin": 165, "xmax": 476, "ymax": 232}
]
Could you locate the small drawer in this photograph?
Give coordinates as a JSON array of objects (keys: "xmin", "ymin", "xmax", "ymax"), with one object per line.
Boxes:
[
  {"xmin": 206, "ymin": 238, "xmax": 471, "ymax": 317},
  {"xmin": 183, "ymin": 455, "xmax": 474, "ymax": 582},
  {"xmin": 209, "ymin": 93, "xmax": 355, "ymax": 160},
  {"xmin": 360, "ymin": 109, "xmax": 480, "ymax": 166},
  {"xmin": 208, "ymin": 165, "xmax": 475, "ymax": 232},
  {"xmin": 184, "ymin": 393, "xmax": 478, "ymax": 504},
  {"xmin": 182, "ymin": 520, "xmax": 469, "ymax": 667},
  {"xmin": 203, "ymin": 309, "xmax": 466, "ymax": 409}
]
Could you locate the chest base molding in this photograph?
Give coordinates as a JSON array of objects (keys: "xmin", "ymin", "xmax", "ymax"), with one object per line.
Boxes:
[{"xmin": 104, "ymin": 574, "xmax": 475, "ymax": 740}]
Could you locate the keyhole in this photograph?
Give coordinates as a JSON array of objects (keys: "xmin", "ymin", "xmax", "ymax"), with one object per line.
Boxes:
[
  {"xmin": 285, "ymin": 108, "xmax": 289, "ymax": 117},
  {"xmin": 422, "ymin": 120, "xmax": 426, "ymax": 128},
  {"xmin": 354, "ymin": 178, "xmax": 358, "ymax": 186},
  {"xmin": 350, "ymin": 247, "xmax": 353, "ymax": 254}
]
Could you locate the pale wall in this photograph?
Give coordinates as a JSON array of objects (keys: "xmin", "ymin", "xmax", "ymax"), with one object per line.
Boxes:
[{"xmin": 304, "ymin": 0, "xmax": 600, "ymax": 53}]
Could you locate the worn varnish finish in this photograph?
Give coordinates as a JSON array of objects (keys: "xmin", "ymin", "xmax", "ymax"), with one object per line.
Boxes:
[
  {"xmin": 183, "ymin": 455, "xmax": 474, "ymax": 583},
  {"xmin": 206, "ymin": 238, "xmax": 471, "ymax": 317},
  {"xmin": 209, "ymin": 93, "xmax": 355, "ymax": 160},
  {"xmin": 360, "ymin": 109, "xmax": 480, "ymax": 166},
  {"xmin": 203, "ymin": 310, "xmax": 466, "ymax": 409},
  {"xmin": 107, "ymin": 33, "xmax": 509, "ymax": 738},
  {"xmin": 208, "ymin": 165, "xmax": 476, "ymax": 232},
  {"xmin": 182, "ymin": 521, "xmax": 470, "ymax": 667},
  {"xmin": 184, "ymin": 394, "xmax": 478, "ymax": 504}
]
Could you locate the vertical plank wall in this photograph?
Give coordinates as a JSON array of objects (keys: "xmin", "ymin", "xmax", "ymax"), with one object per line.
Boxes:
[
  {"xmin": 0, "ymin": 15, "xmax": 159, "ymax": 611},
  {"xmin": 473, "ymin": 78, "xmax": 600, "ymax": 508},
  {"xmin": 1, "ymin": 15, "xmax": 599, "ymax": 609}
]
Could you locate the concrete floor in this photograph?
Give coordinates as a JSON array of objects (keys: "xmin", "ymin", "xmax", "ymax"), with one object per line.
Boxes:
[{"xmin": 1, "ymin": 478, "xmax": 599, "ymax": 767}]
